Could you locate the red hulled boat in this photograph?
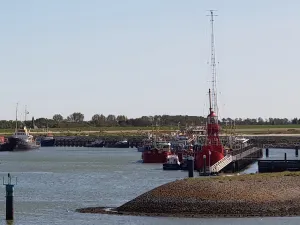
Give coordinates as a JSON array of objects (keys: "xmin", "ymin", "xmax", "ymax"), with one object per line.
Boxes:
[
  {"xmin": 195, "ymin": 89, "xmax": 225, "ymax": 170},
  {"xmin": 142, "ymin": 141, "xmax": 172, "ymax": 163}
]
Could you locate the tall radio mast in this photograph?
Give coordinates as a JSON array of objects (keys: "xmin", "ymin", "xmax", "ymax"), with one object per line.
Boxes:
[{"xmin": 207, "ymin": 10, "xmax": 218, "ymax": 116}]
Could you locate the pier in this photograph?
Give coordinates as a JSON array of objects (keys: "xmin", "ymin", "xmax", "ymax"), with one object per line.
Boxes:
[
  {"xmin": 199, "ymin": 145, "xmax": 263, "ymax": 175},
  {"xmin": 258, "ymin": 149, "xmax": 300, "ymax": 172},
  {"xmin": 258, "ymin": 159, "xmax": 300, "ymax": 173}
]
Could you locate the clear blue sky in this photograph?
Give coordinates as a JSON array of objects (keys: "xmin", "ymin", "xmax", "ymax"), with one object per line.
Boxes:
[{"xmin": 0, "ymin": 0, "xmax": 299, "ymax": 121}]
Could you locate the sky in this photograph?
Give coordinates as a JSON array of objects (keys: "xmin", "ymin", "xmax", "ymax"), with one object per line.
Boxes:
[{"xmin": 0, "ymin": 0, "xmax": 299, "ymax": 121}]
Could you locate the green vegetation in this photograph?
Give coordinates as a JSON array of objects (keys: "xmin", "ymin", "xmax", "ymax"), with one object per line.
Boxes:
[
  {"xmin": 235, "ymin": 124, "xmax": 300, "ymax": 129},
  {"xmin": 2, "ymin": 124, "xmax": 300, "ymax": 135},
  {"xmin": 2, "ymin": 112, "xmax": 300, "ymax": 135}
]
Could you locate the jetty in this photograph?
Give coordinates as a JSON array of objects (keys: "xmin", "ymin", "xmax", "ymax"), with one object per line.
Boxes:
[
  {"xmin": 77, "ymin": 172, "xmax": 300, "ymax": 218},
  {"xmin": 198, "ymin": 144, "xmax": 262, "ymax": 175}
]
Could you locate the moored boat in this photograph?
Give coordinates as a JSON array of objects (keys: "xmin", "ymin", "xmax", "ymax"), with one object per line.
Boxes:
[
  {"xmin": 142, "ymin": 141, "xmax": 172, "ymax": 163},
  {"xmin": 12, "ymin": 126, "xmax": 41, "ymax": 151},
  {"xmin": 0, "ymin": 137, "xmax": 18, "ymax": 152},
  {"xmin": 137, "ymin": 140, "xmax": 152, "ymax": 152},
  {"xmin": 40, "ymin": 132, "xmax": 55, "ymax": 147},
  {"xmin": 113, "ymin": 140, "xmax": 129, "ymax": 148},
  {"xmin": 195, "ymin": 89, "xmax": 224, "ymax": 171},
  {"xmin": 86, "ymin": 139, "xmax": 104, "ymax": 147},
  {"xmin": 163, "ymin": 154, "xmax": 181, "ymax": 170}
]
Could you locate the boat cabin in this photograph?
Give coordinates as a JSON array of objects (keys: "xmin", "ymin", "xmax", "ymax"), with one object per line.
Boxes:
[
  {"xmin": 165, "ymin": 155, "xmax": 180, "ymax": 165},
  {"xmin": 154, "ymin": 141, "xmax": 171, "ymax": 150},
  {"xmin": 12, "ymin": 127, "xmax": 34, "ymax": 142},
  {"xmin": 229, "ymin": 137, "xmax": 250, "ymax": 150}
]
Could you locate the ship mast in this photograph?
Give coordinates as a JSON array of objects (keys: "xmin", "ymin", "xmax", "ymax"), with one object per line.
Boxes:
[
  {"xmin": 208, "ymin": 89, "xmax": 212, "ymax": 114},
  {"xmin": 15, "ymin": 103, "xmax": 18, "ymax": 131},
  {"xmin": 25, "ymin": 105, "xmax": 27, "ymax": 123},
  {"xmin": 208, "ymin": 10, "xmax": 218, "ymax": 117}
]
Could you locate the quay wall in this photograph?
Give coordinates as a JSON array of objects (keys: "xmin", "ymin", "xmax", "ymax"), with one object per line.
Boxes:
[
  {"xmin": 52, "ymin": 136, "xmax": 145, "ymax": 147},
  {"xmin": 3, "ymin": 134, "xmax": 300, "ymax": 148}
]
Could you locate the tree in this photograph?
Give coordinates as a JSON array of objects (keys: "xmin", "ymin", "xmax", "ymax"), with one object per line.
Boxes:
[
  {"xmin": 35, "ymin": 117, "xmax": 49, "ymax": 128},
  {"xmin": 67, "ymin": 112, "xmax": 84, "ymax": 123},
  {"xmin": 257, "ymin": 117, "xmax": 264, "ymax": 125},
  {"xmin": 292, "ymin": 118, "xmax": 298, "ymax": 124},
  {"xmin": 53, "ymin": 114, "xmax": 64, "ymax": 123},
  {"xmin": 116, "ymin": 115, "xmax": 127, "ymax": 126},
  {"xmin": 91, "ymin": 114, "xmax": 106, "ymax": 126},
  {"xmin": 106, "ymin": 114, "xmax": 117, "ymax": 126}
]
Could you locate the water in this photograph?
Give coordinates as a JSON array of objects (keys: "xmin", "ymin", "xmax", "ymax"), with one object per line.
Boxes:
[{"xmin": 0, "ymin": 147, "xmax": 298, "ymax": 225}]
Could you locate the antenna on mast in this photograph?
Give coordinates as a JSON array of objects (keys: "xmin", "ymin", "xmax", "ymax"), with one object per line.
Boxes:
[
  {"xmin": 208, "ymin": 89, "xmax": 212, "ymax": 113},
  {"xmin": 207, "ymin": 10, "xmax": 218, "ymax": 116},
  {"xmin": 15, "ymin": 103, "xmax": 18, "ymax": 131},
  {"xmin": 25, "ymin": 105, "xmax": 27, "ymax": 122}
]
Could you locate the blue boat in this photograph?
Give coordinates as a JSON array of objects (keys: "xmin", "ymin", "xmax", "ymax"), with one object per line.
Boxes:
[{"xmin": 39, "ymin": 133, "xmax": 55, "ymax": 147}]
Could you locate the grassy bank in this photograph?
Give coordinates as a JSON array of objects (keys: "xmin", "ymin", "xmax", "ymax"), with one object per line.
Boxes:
[
  {"xmin": 1, "ymin": 125, "xmax": 300, "ymax": 135},
  {"xmin": 77, "ymin": 172, "xmax": 300, "ymax": 218}
]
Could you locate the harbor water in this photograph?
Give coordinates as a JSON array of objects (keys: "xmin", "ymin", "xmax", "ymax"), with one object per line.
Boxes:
[{"xmin": 0, "ymin": 147, "xmax": 299, "ymax": 225}]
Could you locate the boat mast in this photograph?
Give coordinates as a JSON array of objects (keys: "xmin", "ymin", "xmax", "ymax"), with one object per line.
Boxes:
[
  {"xmin": 15, "ymin": 103, "xmax": 18, "ymax": 131},
  {"xmin": 208, "ymin": 10, "xmax": 218, "ymax": 116},
  {"xmin": 24, "ymin": 105, "xmax": 27, "ymax": 124},
  {"xmin": 208, "ymin": 89, "xmax": 212, "ymax": 114}
]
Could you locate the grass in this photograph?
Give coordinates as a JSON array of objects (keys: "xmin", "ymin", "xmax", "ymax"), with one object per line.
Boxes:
[
  {"xmin": 1, "ymin": 124, "xmax": 300, "ymax": 135},
  {"xmin": 235, "ymin": 124, "xmax": 300, "ymax": 129}
]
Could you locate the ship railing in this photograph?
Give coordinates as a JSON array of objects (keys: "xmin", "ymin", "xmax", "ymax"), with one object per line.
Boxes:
[
  {"xmin": 231, "ymin": 146, "xmax": 261, "ymax": 161},
  {"xmin": 210, "ymin": 154, "xmax": 233, "ymax": 173},
  {"xmin": 263, "ymin": 143, "xmax": 300, "ymax": 149}
]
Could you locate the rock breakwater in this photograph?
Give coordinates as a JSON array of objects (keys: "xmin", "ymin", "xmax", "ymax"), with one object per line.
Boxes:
[{"xmin": 77, "ymin": 172, "xmax": 300, "ymax": 218}]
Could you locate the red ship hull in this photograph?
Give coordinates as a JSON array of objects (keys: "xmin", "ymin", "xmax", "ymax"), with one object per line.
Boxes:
[
  {"xmin": 177, "ymin": 150, "xmax": 195, "ymax": 163},
  {"xmin": 142, "ymin": 149, "xmax": 171, "ymax": 163},
  {"xmin": 195, "ymin": 145, "xmax": 224, "ymax": 170}
]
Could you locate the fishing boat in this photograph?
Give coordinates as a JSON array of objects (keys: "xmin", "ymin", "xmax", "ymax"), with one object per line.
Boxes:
[
  {"xmin": 86, "ymin": 139, "xmax": 104, "ymax": 147},
  {"xmin": 0, "ymin": 137, "xmax": 18, "ymax": 151},
  {"xmin": 12, "ymin": 126, "xmax": 40, "ymax": 151},
  {"xmin": 9, "ymin": 103, "xmax": 40, "ymax": 151},
  {"xmin": 40, "ymin": 132, "xmax": 55, "ymax": 147},
  {"xmin": 142, "ymin": 141, "xmax": 172, "ymax": 163},
  {"xmin": 137, "ymin": 139, "xmax": 152, "ymax": 152},
  {"xmin": 163, "ymin": 154, "xmax": 181, "ymax": 170},
  {"xmin": 113, "ymin": 140, "xmax": 129, "ymax": 148}
]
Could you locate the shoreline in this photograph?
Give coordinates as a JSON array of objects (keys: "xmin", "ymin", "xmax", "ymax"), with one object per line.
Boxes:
[
  {"xmin": 76, "ymin": 172, "xmax": 300, "ymax": 218},
  {"xmin": 76, "ymin": 207, "xmax": 300, "ymax": 218}
]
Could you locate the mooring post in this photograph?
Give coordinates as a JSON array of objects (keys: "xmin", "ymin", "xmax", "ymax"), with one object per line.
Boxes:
[
  {"xmin": 284, "ymin": 152, "xmax": 287, "ymax": 171},
  {"xmin": 187, "ymin": 155, "xmax": 194, "ymax": 178},
  {"xmin": 203, "ymin": 155, "xmax": 207, "ymax": 175},
  {"xmin": 296, "ymin": 146, "xmax": 299, "ymax": 157},
  {"xmin": 3, "ymin": 173, "xmax": 17, "ymax": 221},
  {"xmin": 284, "ymin": 153, "xmax": 287, "ymax": 161},
  {"xmin": 266, "ymin": 148, "xmax": 269, "ymax": 158}
]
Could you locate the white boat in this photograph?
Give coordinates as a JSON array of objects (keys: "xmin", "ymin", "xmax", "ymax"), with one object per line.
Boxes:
[
  {"xmin": 12, "ymin": 126, "xmax": 40, "ymax": 150},
  {"xmin": 227, "ymin": 136, "xmax": 250, "ymax": 150},
  {"xmin": 163, "ymin": 154, "xmax": 181, "ymax": 170},
  {"xmin": 11, "ymin": 104, "xmax": 40, "ymax": 151}
]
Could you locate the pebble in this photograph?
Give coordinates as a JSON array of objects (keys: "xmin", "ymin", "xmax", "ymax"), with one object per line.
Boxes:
[
  {"xmin": 77, "ymin": 172, "xmax": 300, "ymax": 218},
  {"xmin": 116, "ymin": 172, "xmax": 300, "ymax": 217}
]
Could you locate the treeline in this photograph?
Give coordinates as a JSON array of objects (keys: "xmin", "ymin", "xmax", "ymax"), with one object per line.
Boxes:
[{"xmin": 0, "ymin": 112, "xmax": 300, "ymax": 129}]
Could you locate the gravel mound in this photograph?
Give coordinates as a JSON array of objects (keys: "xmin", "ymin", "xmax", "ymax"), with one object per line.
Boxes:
[{"xmin": 116, "ymin": 172, "xmax": 300, "ymax": 217}]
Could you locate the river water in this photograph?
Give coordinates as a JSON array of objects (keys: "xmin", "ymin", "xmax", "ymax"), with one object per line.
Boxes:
[{"xmin": 0, "ymin": 147, "xmax": 299, "ymax": 225}]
